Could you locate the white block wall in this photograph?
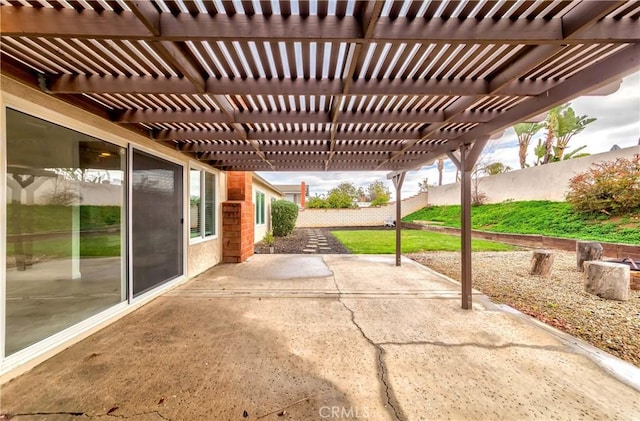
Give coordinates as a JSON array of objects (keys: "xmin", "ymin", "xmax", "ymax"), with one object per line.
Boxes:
[
  {"xmin": 296, "ymin": 192, "xmax": 428, "ymax": 227},
  {"xmin": 427, "ymin": 146, "xmax": 639, "ymax": 205}
]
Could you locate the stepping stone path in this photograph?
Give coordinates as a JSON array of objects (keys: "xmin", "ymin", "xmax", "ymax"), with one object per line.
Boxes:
[{"xmin": 304, "ymin": 229, "xmax": 330, "ymax": 253}]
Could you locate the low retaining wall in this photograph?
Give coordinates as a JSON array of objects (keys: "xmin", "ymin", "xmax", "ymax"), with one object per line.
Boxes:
[
  {"xmin": 297, "ymin": 192, "xmax": 428, "ymax": 228},
  {"xmin": 402, "ymin": 222, "xmax": 640, "ymax": 260}
]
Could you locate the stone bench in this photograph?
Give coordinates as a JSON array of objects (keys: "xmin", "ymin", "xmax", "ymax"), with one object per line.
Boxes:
[{"xmin": 583, "ymin": 261, "xmax": 630, "ymax": 301}]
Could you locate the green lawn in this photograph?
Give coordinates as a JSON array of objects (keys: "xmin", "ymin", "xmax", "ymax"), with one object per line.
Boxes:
[
  {"xmin": 6, "ymin": 234, "xmax": 121, "ymax": 258},
  {"xmin": 6, "ymin": 204, "xmax": 121, "ymax": 234},
  {"xmin": 403, "ymin": 201, "xmax": 640, "ymax": 245},
  {"xmin": 331, "ymin": 229, "xmax": 514, "ymax": 254}
]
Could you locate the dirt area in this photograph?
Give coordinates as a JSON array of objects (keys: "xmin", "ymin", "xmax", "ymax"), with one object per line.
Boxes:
[{"xmin": 408, "ymin": 250, "xmax": 640, "ymax": 367}]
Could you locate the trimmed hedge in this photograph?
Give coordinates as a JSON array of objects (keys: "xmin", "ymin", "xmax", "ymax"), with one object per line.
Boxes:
[{"xmin": 271, "ymin": 200, "xmax": 298, "ymax": 237}]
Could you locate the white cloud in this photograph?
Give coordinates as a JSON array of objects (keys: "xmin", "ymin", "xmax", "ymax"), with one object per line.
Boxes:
[{"xmin": 258, "ymin": 71, "xmax": 640, "ymax": 200}]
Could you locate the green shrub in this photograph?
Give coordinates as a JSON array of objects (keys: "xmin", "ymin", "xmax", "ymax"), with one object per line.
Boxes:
[
  {"xmin": 326, "ymin": 188, "xmax": 357, "ymax": 208},
  {"xmin": 370, "ymin": 197, "xmax": 388, "ymax": 207},
  {"xmin": 263, "ymin": 231, "xmax": 275, "ymax": 246},
  {"xmin": 566, "ymin": 154, "xmax": 640, "ymax": 216},
  {"xmin": 306, "ymin": 196, "xmax": 329, "ymax": 208},
  {"xmin": 271, "ymin": 200, "xmax": 298, "ymax": 236}
]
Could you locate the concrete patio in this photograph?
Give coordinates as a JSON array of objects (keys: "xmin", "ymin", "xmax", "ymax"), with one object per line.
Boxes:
[{"xmin": 1, "ymin": 254, "xmax": 639, "ymax": 420}]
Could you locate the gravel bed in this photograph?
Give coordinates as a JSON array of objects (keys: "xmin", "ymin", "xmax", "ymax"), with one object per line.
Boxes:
[{"xmin": 408, "ymin": 250, "xmax": 640, "ymax": 367}]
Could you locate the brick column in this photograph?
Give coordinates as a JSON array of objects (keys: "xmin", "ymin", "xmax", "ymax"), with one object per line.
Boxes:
[
  {"xmin": 300, "ymin": 181, "xmax": 306, "ymax": 208},
  {"xmin": 223, "ymin": 172, "xmax": 254, "ymax": 263}
]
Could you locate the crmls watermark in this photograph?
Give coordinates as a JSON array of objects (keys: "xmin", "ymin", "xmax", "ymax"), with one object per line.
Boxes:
[{"xmin": 319, "ymin": 406, "xmax": 370, "ymax": 419}]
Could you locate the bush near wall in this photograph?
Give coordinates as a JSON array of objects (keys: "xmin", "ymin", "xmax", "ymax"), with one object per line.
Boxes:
[
  {"xmin": 271, "ymin": 200, "xmax": 298, "ymax": 236},
  {"xmin": 566, "ymin": 154, "xmax": 640, "ymax": 216}
]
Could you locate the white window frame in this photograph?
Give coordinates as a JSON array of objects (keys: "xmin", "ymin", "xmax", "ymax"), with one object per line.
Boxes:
[{"xmin": 189, "ymin": 165, "xmax": 217, "ymax": 243}]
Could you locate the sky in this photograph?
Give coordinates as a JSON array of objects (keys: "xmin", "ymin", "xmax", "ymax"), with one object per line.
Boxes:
[{"xmin": 258, "ymin": 71, "xmax": 640, "ymax": 200}]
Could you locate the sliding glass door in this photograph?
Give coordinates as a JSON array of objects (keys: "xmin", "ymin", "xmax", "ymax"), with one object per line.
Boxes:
[
  {"xmin": 131, "ymin": 150, "xmax": 183, "ymax": 297},
  {"xmin": 4, "ymin": 109, "xmax": 126, "ymax": 356},
  {"xmin": 3, "ymin": 109, "xmax": 187, "ymax": 362}
]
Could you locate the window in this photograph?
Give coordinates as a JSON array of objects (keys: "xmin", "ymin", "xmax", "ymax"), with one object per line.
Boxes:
[
  {"xmin": 190, "ymin": 168, "xmax": 216, "ymax": 239},
  {"xmin": 255, "ymin": 191, "xmax": 266, "ymax": 225}
]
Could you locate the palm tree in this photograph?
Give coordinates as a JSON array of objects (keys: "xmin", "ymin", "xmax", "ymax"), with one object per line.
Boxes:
[
  {"xmin": 542, "ymin": 106, "xmax": 562, "ymax": 164},
  {"xmin": 483, "ymin": 162, "xmax": 512, "ymax": 175},
  {"xmin": 543, "ymin": 104, "xmax": 596, "ymax": 163},
  {"xmin": 418, "ymin": 177, "xmax": 429, "ymax": 192},
  {"xmin": 551, "ymin": 107, "xmax": 596, "ymax": 160},
  {"xmin": 563, "ymin": 145, "xmax": 590, "ymax": 160},
  {"xmin": 437, "ymin": 158, "xmax": 445, "ymax": 185},
  {"xmin": 514, "ymin": 122, "xmax": 543, "ymax": 168}
]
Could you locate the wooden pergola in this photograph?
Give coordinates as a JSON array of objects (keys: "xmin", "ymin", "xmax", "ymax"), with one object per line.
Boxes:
[{"xmin": 1, "ymin": 0, "xmax": 639, "ymax": 309}]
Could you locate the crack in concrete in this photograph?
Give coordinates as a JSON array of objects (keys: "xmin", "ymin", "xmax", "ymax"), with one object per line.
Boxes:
[
  {"xmin": 99, "ymin": 410, "xmax": 171, "ymax": 420},
  {"xmin": 5, "ymin": 410, "xmax": 171, "ymax": 420},
  {"xmin": 377, "ymin": 340, "xmax": 569, "ymax": 353},
  {"xmin": 5, "ymin": 412, "xmax": 87, "ymax": 418},
  {"xmin": 324, "ymin": 258, "xmax": 405, "ymax": 421}
]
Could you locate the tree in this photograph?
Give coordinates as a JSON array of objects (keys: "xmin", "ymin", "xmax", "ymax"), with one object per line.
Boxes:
[
  {"xmin": 418, "ymin": 177, "xmax": 429, "ymax": 193},
  {"xmin": 533, "ymin": 139, "xmax": 546, "ymax": 166},
  {"xmin": 482, "ymin": 162, "xmax": 512, "ymax": 175},
  {"xmin": 437, "ymin": 158, "xmax": 445, "ymax": 185},
  {"xmin": 513, "ymin": 122, "xmax": 543, "ymax": 168},
  {"xmin": 326, "ymin": 182, "xmax": 359, "ymax": 208},
  {"xmin": 551, "ymin": 106, "xmax": 596, "ymax": 161},
  {"xmin": 306, "ymin": 195, "xmax": 329, "ymax": 208},
  {"xmin": 543, "ymin": 104, "xmax": 596, "ymax": 163},
  {"xmin": 563, "ymin": 145, "xmax": 590, "ymax": 160},
  {"xmin": 368, "ymin": 180, "xmax": 391, "ymax": 206},
  {"xmin": 542, "ymin": 106, "xmax": 561, "ymax": 164}
]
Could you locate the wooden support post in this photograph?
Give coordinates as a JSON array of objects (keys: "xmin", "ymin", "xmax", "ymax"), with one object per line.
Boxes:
[
  {"xmin": 448, "ymin": 137, "xmax": 489, "ymax": 309},
  {"xmin": 460, "ymin": 145, "xmax": 473, "ymax": 309},
  {"xmin": 388, "ymin": 171, "xmax": 406, "ymax": 267}
]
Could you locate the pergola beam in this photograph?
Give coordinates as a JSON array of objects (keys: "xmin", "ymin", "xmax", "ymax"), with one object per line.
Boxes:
[
  {"xmin": 115, "ymin": 109, "xmax": 231, "ymax": 124},
  {"xmin": 2, "ymin": 8, "xmax": 636, "ymax": 44},
  {"xmin": 561, "ymin": 1, "xmax": 628, "ymax": 39},
  {"xmin": 155, "ymin": 128, "xmax": 450, "ymax": 142},
  {"xmin": 180, "ymin": 142, "xmax": 255, "ymax": 153},
  {"xmin": 45, "ymin": 74, "xmax": 598, "ymax": 97},
  {"xmin": 117, "ymin": 109, "xmax": 456, "ymax": 125},
  {"xmin": 155, "ymin": 129, "xmax": 244, "ymax": 141}
]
